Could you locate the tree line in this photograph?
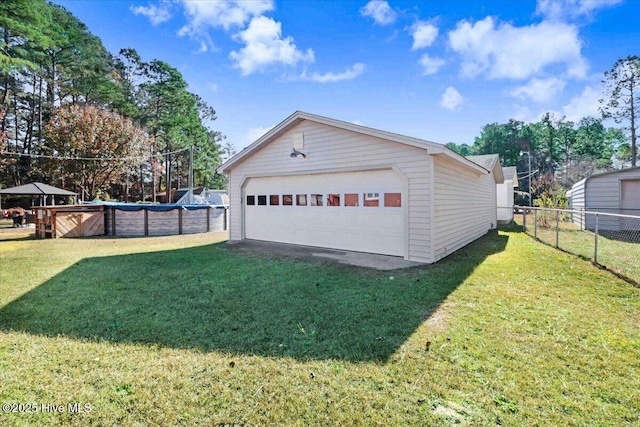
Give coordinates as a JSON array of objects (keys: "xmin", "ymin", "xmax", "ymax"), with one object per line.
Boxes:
[
  {"xmin": 446, "ymin": 55, "xmax": 639, "ymax": 203},
  {"xmin": 1, "ymin": 0, "xmax": 229, "ymax": 201},
  {"xmin": 1, "ymin": 1, "xmax": 637, "ymax": 204}
]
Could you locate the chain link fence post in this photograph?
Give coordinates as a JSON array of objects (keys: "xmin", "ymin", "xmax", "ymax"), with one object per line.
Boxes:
[
  {"xmin": 594, "ymin": 213, "xmax": 599, "ymax": 264},
  {"xmin": 556, "ymin": 211, "xmax": 560, "ymax": 248}
]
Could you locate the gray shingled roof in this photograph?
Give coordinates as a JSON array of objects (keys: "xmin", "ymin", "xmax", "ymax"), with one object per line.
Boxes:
[{"xmin": 0, "ymin": 182, "xmax": 76, "ymax": 196}]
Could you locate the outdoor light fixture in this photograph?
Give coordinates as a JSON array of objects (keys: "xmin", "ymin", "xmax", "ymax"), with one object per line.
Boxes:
[{"xmin": 290, "ymin": 148, "xmax": 307, "ymax": 159}]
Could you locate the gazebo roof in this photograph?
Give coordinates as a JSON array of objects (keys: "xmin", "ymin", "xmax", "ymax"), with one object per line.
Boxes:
[{"xmin": 0, "ymin": 182, "xmax": 76, "ymax": 196}]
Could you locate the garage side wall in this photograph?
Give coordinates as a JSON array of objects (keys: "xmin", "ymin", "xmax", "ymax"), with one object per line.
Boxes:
[
  {"xmin": 432, "ymin": 156, "xmax": 497, "ymax": 262},
  {"xmin": 584, "ymin": 168, "xmax": 640, "ymax": 230},
  {"xmin": 569, "ymin": 179, "xmax": 586, "ymax": 229},
  {"xmin": 496, "ymin": 179, "xmax": 514, "ymax": 223},
  {"xmin": 227, "ymin": 120, "xmax": 433, "ymax": 262}
]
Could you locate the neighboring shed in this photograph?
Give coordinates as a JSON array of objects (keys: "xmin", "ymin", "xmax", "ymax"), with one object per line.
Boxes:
[
  {"xmin": 495, "ymin": 166, "xmax": 518, "ymax": 224},
  {"xmin": 217, "ymin": 111, "xmax": 503, "ymax": 264},
  {"xmin": 567, "ymin": 167, "xmax": 640, "ymax": 231}
]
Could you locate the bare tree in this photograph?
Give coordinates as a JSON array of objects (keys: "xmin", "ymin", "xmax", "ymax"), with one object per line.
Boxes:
[{"xmin": 600, "ymin": 55, "xmax": 639, "ymax": 167}]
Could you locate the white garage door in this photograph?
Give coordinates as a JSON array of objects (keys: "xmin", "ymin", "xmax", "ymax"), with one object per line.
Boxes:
[{"xmin": 243, "ymin": 169, "xmax": 406, "ymax": 256}]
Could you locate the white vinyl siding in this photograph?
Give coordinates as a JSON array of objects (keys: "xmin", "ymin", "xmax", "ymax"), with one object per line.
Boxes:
[
  {"xmin": 224, "ymin": 115, "xmax": 503, "ymax": 264},
  {"xmin": 569, "ymin": 168, "xmax": 640, "ymax": 231},
  {"xmin": 585, "ymin": 169, "xmax": 640, "ymax": 230},
  {"xmin": 432, "ymin": 156, "xmax": 497, "ymax": 262},
  {"xmin": 569, "ymin": 178, "xmax": 586, "ymax": 229},
  {"xmin": 585, "ymin": 170, "xmax": 640, "ymax": 213},
  {"xmin": 621, "ymin": 179, "xmax": 640, "ymax": 230},
  {"xmin": 227, "ymin": 120, "xmax": 431, "ymax": 262},
  {"xmin": 497, "ymin": 179, "xmax": 514, "ymax": 223}
]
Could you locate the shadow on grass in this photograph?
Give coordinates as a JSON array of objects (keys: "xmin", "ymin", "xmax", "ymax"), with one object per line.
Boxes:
[
  {"xmin": 599, "ymin": 229, "xmax": 640, "ymax": 244},
  {"xmin": 527, "ymin": 227, "xmax": 640, "ymax": 287},
  {"xmin": 0, "ymin": 230, "xmax": 36, "ymax": 242},
  {"xmin": 498, "ymin": 222, "xmax": 524, "ymax": 233},
  {"xmin": 0, "ymin": 232, "xmax": 508, "ymax": 362}
]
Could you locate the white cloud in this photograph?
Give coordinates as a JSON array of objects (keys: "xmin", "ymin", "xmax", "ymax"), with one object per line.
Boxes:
[
  {"xmin": 301, "ymin": 63, "xmax": 366, "ymax": 83},
  {"xmin": 410, "ymin": 22, "xmax": 439, "ymax": 50},
  {"xmin": 510, "ymin": 77, "xmax": 567, "ymax": 103},
  {"xmin": 179, "ymin": 0, "xmax": 273, "ymax": 32},
  {"xmin": 230, "ymin": 16, "xmax": 314, "ymax": 75},
  {"xmin": 360, "ymin": 1, "xmax": 397, "ymax": 26},
  {"xmin": 419, "ymin": 54, "xmax": 445, "ymax": 75},
  {"xmin": 512, "ymin": 104, "xmax": 534, "ymax": 122},
  {"xmin": 178, "ymin": 0, "xmax": 273, "ymax": 53},
  {"xmin": 536, "ymin": 0, "xmax": 623, "ymax": 21},
  {"xmin": 130, "ymin": 4, "xmax": 172, "ymax": 25},
  {"xmin": 561, "ymin": 85, "xmax": 601, "ymax": 121},
  {"xmin": 196, "ymin": 40, "xmax": 210, "ymax": 53},
  {"xmin": 243, "ymin": 125, "xmax": 275, "ymax": 148},
  {"xmin": 207, "ymin": 82, "xmax": 219, "ymax": 92},
  {"xmin": 440, "ymin": 86, "xmax": 463, "ymax": 110},
  {"xmin": 176, "ymin": 0, "xmax": 273, "ymax": 51},
  {"xmin": 447, "ymin": 16, "xmax": 588, "ymax": 80}
]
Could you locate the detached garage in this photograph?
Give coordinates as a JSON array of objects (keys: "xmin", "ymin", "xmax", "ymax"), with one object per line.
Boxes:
[{"xmin": 217, "ymin": 111, "xmax": 503, "ymax": 264}]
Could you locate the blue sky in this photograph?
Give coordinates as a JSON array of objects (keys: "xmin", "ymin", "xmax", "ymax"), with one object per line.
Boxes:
[{"xmin": 53, "ymin": 0, "xmax": 639, "ymax": 153}]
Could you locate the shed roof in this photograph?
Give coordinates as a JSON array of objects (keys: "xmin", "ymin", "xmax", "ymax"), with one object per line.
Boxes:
[
  {"xmin": 466, "ymin": 154, "xmax": 505, "ymax": 183},
  {"xmin": 583, "ymin": 166, "xmax": 640, "ymax": 180},
  {"xmin": 217, "ymin": 111, "xmax": 491, "ymax": 177},
  {"xmin": 0, "ymin": 182, "xmax": 76, "ymax": 196},
  {"xmin": 568, "ymin": 166, "xmax": 640, "ymax": 195}
]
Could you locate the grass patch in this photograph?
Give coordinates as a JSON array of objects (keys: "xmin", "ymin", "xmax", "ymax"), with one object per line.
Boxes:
[
  {"xmin": 1, "ymin": 230, "xmax": 639, "ymax": 426},
  {"xmin": 517, "ymin": 214, "xmax": 640, "ymax": 284}
]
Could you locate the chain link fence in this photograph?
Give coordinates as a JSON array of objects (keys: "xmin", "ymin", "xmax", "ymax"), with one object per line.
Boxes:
[{"xmin": 516, "ymin": 206, "xmax": 640, "ymax": 284}]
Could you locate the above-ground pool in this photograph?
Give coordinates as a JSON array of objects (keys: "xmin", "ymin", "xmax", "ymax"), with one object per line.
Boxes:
[{"xmin": 98, "ymin": 202, "xmax": 228, "ymax": 237}]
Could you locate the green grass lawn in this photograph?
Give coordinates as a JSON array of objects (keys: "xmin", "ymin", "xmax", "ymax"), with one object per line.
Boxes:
[
  {"xmin": 519, "ymin": 214, "xmax": 640, "ymax": 284},
  {"xmin": 1, "ymin": 227, "xmax": 639, "ymax": 426}
]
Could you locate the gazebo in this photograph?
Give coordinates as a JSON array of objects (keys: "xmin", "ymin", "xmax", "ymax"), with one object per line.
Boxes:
[{"xmin": 0, "ymin": 182, "xmax": 77, "ymax": 209}]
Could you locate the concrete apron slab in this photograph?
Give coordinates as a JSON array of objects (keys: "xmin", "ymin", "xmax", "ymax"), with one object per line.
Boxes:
[{"xmin": 224, "ymin": 240, "xmax": 423, "ymax": 270}]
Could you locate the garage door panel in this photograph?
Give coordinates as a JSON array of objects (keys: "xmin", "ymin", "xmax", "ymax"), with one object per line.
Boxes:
[
  {"xmin": 244, "ymin": 170, "xmax": 406, "ymax": 256},
  {"xmin": 622, "ymin": 180, "xmax": 640, "ymax": 230}
]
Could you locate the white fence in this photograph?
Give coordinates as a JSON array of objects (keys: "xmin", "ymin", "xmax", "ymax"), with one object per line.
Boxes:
[{"xmin": 518, "ymin": 206, "xmax": 640, "ymax": 284}]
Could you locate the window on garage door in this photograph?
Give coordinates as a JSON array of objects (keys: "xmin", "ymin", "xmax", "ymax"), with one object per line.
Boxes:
[
  {"xmin": 384, "ymin": 193, "xmax": 401, "ymax": 207},
  {"xmin": 363, "ymin": 192, "xmax": 379, "ymax": 207},
  {"xmin": 327, "ymin": 193, "xmax": 340, "ymax": 206},
  {"xmin": 345, "ymin": 193, "xmax": 359, "ymax": 207}
]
